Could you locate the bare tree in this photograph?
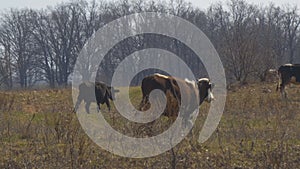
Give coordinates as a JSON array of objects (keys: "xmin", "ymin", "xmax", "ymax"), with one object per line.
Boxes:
[
  {"xmin": 281, "ymin": 6, "xmax": 300, "ymax": 64},
  {"xmin": 47, "ymin": 3, "xmax": 83, "ymax": 86},
  {"xmin": 0, "ymin": 9, "xmax": 40, "ymax": 88},
  {"xmin": 0, "ymin": 25, "xmax": 13, "ymax": 89},
  {"xmin": 0, "ymin": 0, "xmax": 299, "ymax": 88}
]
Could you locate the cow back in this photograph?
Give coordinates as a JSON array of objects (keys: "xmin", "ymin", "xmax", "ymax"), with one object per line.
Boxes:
[{"xmin": 78, "ymin": 82, "xmax": 96, "ymax": 102}]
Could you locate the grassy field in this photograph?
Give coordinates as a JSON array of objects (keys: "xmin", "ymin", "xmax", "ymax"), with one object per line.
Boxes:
[{"xmin": 1, "ymin": 83, "xmax": 300, "ymax": 168}]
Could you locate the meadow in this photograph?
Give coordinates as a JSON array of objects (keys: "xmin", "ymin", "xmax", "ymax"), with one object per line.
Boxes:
[{"xmin": 1, "ymin": 82, "xmax": 300, "ymax": 169}]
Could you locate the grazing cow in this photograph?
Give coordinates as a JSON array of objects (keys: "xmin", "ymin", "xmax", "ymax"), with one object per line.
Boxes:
[
  {"xmin": 74, "ymin": 81, "xmax": 116, "ymax": 113},
  {"xmin": 276, "ymin": 64, "xmax": 300, "ymax": 98},
  {"xmin": 266, "ymin": 69, "xmax": 278, "ymax": 83},
  {"xmin": 139, "ymin": 73, "xmax": 214, "ymax": 124}
]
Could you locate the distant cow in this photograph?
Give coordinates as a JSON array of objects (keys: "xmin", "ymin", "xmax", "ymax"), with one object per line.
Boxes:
[
  {"xmin": 139, "ymin": 73, "xmax": 214, "ymax": 123},
  {"xmin": 276, "ymin": 64, "xmax": 300, "ymax": 98},
  {"xmin": 266, "ymin": 69, "xmax": 278, "ymax": 83},
  {"xmin": 74, "ymin": 81, "xmax": 116, "ymax": 113}
]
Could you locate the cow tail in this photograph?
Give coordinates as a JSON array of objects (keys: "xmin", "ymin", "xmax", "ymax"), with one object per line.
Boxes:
[{"xmin": 107, "ymin": 88, "xmax": 113, "ymax": 100}]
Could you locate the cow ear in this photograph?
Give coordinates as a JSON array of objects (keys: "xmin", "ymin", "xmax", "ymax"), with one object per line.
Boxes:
[{"xmin": 210, "ymin": 83, "xmax": 215, "ymax": 89}]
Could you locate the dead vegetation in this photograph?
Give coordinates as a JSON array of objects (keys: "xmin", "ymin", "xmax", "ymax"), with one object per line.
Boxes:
[{"xmin": 0, "ymin": 83, "xmax": 300, "ymax": 168}]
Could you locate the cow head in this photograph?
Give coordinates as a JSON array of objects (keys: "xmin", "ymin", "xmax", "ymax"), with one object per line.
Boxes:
[{"xmin": 197, "ymin": 78, "xmax": 214, "ymax": 104}]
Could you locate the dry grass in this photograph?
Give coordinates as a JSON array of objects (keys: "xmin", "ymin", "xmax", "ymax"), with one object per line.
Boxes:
[{"xmin": 1, "ymin": 82, "xmax": 300, "ymax": 168}]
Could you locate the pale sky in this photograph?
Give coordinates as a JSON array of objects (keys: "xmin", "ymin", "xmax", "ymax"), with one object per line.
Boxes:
[{"xmin": 0, "ymin": 0, "xmax": 299, "ymax": 12}]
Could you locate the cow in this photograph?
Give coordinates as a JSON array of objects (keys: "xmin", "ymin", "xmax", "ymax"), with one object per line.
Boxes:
[
  {"xmin": 139, "ymin": 73, "xmax": 214, "ymax": 126},
  {"xmin": 74, "ymin": 81, "xmax": 116, "ymax": 113},
  {"xmin": 276, "ymin": 64, "xmax": 300, "ymax": 98},
  {"xmin": 266, "ymin": 69, "xmax": 278, "ymax": 83}
]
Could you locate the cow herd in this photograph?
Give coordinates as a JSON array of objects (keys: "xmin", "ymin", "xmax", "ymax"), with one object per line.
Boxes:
[
  {"xmin": 74, "ymin": 72, "xmax": 214, "ymax": 121},
  {"xmin": 74, "ymin": 63, "xmax": 300, "ymax": 118}
]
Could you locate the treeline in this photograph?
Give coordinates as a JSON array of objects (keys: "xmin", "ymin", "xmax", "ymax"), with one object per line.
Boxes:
[{"xmin": 0, "ymin": 0, "xmax": 299, "ymax": 89}]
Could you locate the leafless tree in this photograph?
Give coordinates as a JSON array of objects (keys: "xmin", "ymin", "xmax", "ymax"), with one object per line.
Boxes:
[
  {"xmin": 0, "ymin": 0, "xmax": 299, "ymax": 88},
  {"xmin": 0, "ymin": 9, "xmax": 41, "ymax": 88},
  {"xmin": 281, "ymin": 6, "xmax": 300, "ymax": 64},
  {"xmin": 0, "ymin": 25, "xmax": 13, "ymax": 89}
]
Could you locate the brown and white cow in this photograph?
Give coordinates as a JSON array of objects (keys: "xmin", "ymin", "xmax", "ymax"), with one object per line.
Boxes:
[
  {"xmin": 276, "ymin": 64, "xmax": 300, "ymax": 98},
  {"xmin": 139, "ymin": 73, "xmax": 214, "ymax": 125}
]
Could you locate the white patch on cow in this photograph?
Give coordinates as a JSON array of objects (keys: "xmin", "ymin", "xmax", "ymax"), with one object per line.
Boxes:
[
  {"xmin": 154, "ymin": 73, "xmax": 169, "ymax": 79},
  {"xmin": 207, "ymin": 88, "xmax": 215, "ymax": 102},
  {"xmin": 284, "ymin": 63, "xmax": 293, "ymax": 66},
  {"xmin": 268, "ymin": 69, "xmax": 277, "ymax": 73},
  {"xmin": 184, "ymin": 78, "xmax": 196, "ymax": 88},
  {"xmin": 198, "ymin": 78, "xmax": 210, "ymax": 82}
]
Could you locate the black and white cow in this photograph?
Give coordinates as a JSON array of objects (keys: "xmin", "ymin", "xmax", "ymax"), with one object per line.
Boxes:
[
  {"xmin": 74, "ymin": 81, "xmax": 117, "ymax": 113},
  {"xmin": 276, "ymin": 64, "xmax": 300, "ymax": 98}
]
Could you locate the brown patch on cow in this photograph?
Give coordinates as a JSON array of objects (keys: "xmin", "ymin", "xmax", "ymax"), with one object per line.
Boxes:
[
  {"xmin": 139, "ymin": 90, "xmax": 179, "ymax": 119},
  {"xmin": 290, "ymin": 76, "xmax": 296, "ymax": 83},
  {"xmin": 164, "ymin": 91, "xmax": 180, "ymax": 119},
  {"xmin": 290, "ymin": 76, "xmax": 300, "ymax": 84}
]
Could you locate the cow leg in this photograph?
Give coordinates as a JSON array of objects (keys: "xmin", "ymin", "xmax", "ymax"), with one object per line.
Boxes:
[
  {"xmin": 283, "ymin": 89, "xmax": 287, "ymax": 98},
  {"xmin": 276, "ymin": 75, "xmax": 282, "ymax": 91},
  {"xmin": 96, "ymin": 102, "xmax": 101, "ymax": 113},
  {"xmin": 280, "ymin": 84, "xmax": 287, "ymax": 98},
  {"xmin": 138, "ymin": 100, "xmax": 143, "ymax": 111},
  {"xmin": 139, "ymin": 95, "xmax": 149, "ymax": 111},
  {"xmin": 105, "ymin": 99, "xmax": 111, "ymax": 111},
  {"xmin": 74, "ymin": 96, "xmax": 83, "ymax": 112},
  {"xmin": 74, "ymin": 99, "xmax": 81, "ymax": 111},
  {"xmin": 85, "ymin": 102, "xmax": 91, "ymax": 113},
  {"xmin": 139, "ymin": 97, "xmax": 145, "ymax": 111}
]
